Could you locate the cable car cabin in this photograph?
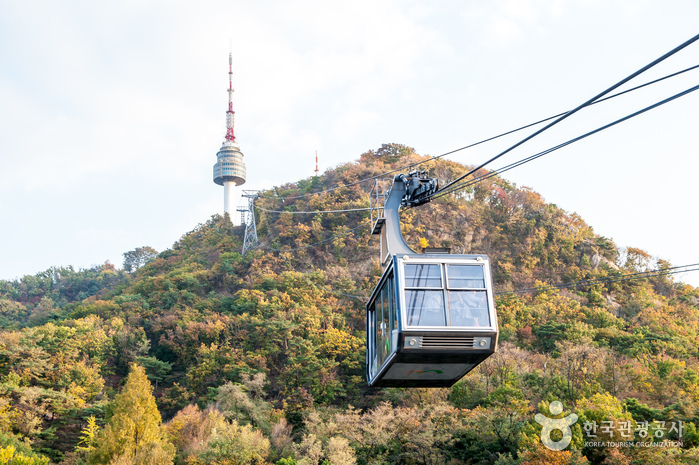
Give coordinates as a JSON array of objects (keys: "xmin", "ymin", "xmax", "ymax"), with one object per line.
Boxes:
[{"xmin": 366, "ymin": 254, "xmax": 498, "ymax": 388}]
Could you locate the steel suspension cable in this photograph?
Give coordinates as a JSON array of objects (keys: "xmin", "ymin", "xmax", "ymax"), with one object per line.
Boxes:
[
  {"xmin": 434, "ymin": 33, "xmax": 699, "ymax": 197},
  {"xmin": 256, "ymin": 82, "xmax": 699, "ymax": 255},
  {"xmin": 336, "ymin": 263, "xmax": 699, "ymax": 301},
  {"xmin": 255, "ymin": 205, "xmax": 372, "ymax": 214},
  {"xmin": 429, "ymin": 82, "xmax": 699, "ymax": 202},
  {"xmin": 254, "ymin": 62, "xmax": 699, "ymax": 206},
  {"xmin": 259, "ymin": 219, "xmax": 372, "ymax": 252},
  {"xmin": 256, "ymin": 82, "xmax": 699, "ymax": 249},
  {"xmin": 254, "ymin": 62, "xmax": 699, "ymax": 215},
  {"xmin": 495, "ymin": 263, "xmax": 699, "ymax": 296}
]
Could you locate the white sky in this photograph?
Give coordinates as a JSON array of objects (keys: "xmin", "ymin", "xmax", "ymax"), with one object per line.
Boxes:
[{"xmin": 1, "ymin": 0, "xmax": 698, "ymax": 287}]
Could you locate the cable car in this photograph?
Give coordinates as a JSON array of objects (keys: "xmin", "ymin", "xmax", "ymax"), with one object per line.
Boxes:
[{"xmin": 367, "ymin": 173, "xmax": 498, "ymax": 387}]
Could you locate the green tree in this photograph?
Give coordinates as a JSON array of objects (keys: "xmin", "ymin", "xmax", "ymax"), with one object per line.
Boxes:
[
  {"xmin": 88, "ymin": 364, "xmax": 175, "ymax": 464},
  {"xmin": 190, "ymin": 420, "xmax": 270, "ymax": 465},
  {"xmin": 136, "ymin": 356, "xmax": 172, "ymax": 389},
  {"xmin": 122, "ymin": 247, "xmax": 158, "ymax": 273}
]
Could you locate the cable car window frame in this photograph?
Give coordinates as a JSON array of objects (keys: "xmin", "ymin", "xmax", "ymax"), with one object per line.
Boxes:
[
  {"xmin": 401, "ymin": 259, "xmax": 496, "ymax": 330},
  {"xmin": 367, "ymin": 267, "xmax": 398, "ymax": 381},
  {"xmin": 405, "ymin": 289, "xmax": 446, "ymax": 326},
  {"xmin": 445, "ymin": 264, "xmax": 491, "ymax": 327},
  {"xmin": 446, "ymin": 264, "xmax": 486, "ymax": 289},
  {"xmin": 403, "ymin": 264, "xmax": 443, "ymax": 288},
  {"xmin": 447, "ymin": 290, "xmax": 491, "ymax": 327},
  {"xmin": 403, "ymin": 262, "xmax": 447, "ymax": 328}
]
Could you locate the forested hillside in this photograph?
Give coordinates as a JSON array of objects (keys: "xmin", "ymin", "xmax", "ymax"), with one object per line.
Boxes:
[{"xmin": 1, "ymin": 144, "xmax": 698, "ymax": 464}]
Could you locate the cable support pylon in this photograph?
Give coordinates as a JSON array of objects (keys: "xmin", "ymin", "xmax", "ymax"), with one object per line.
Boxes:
[{"xmin": 238, "ymin": 190, "xmax": 260, "ymax": 254}]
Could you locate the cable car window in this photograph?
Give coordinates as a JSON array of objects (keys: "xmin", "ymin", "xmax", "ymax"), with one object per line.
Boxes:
[
  {"xmin": 447, "ymin": 265, "xmax": 485, "ymax": 289},
  {"xmin": 381, "ymin": 284, "xmax": 391, "ymax": 358},
  {"xmin": 448, "ymin": 290, "xmax": 490, "ymax": 326},
  {"xmin": 389, "ymin": 276, "xmax": 397, "ymax": 331},
  {"xmin": 377, "ymin": 298, "xmax": 386, "ymax": 369},
  {"xmin": 405, "ymin": 290, "xmax": 445, "ymax": 326},
  {"xmin": 404, "ymin": 264, "xmax": 442, "ymax": 288},
  {"xmin": 369, "ymin": 301, "xmax": 377, "ymax": 375}
]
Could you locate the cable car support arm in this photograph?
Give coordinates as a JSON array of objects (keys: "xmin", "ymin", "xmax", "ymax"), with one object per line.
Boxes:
[{"xmin": 370, "ymin": 171, "xmax": 439, "ymax": 265}]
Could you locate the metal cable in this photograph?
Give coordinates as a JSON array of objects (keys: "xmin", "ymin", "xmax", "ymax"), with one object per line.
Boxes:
[
  {"xmin": 257, "ymin": 83, "xmax": 699, "ymax": 253},
  {"xmin": 259, "ymin": 219, "xmax": 371, "ymax": 252},
  {"xmin": 254, "ymin": 64, "xmax": 699, "ymax": 216},
  {"xmin": 337, "ymin": 264, "xmax": 699, "ymax": 301},
  {"xmin": 435, "ymin": 33, "xmax": 699, "ymax": 196},
  {"xmin": 256, "ymin": 61, "xmax": 699, "ymax": 203},
  {"xmin": 255, "ymin": 205, "xmax": 371, "ymax": 214},
  {"xmin": 495, "ymin": 263, "xmax": 699, "ymax": 295},
  {"xmin": 430, "ymin": 82, "xmax": 699, "ymax": 201}
]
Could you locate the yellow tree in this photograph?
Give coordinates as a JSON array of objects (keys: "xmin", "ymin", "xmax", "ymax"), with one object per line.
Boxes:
[{"xmin": 88, "ymin": 364, "xmax": 175, "ymax": 465}]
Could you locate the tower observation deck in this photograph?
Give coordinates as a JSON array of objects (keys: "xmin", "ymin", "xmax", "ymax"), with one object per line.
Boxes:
[{"xmin": 213, "ymin": 53, "xmax": 246, "ymax": 218}]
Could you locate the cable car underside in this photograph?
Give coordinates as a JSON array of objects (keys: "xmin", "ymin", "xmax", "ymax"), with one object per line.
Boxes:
[{"xmin": 366, "ymin": 172, "xmax": 498, "ymax": 388}]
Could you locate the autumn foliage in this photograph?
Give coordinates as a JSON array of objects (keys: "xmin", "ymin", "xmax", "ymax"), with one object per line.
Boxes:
[{"xmin": 0, "ymin": 144, "xmax": 698, "ymax": 464}]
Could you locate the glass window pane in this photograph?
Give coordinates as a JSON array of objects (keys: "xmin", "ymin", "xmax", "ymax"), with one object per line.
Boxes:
[
  {"xmin": 389, "ymin": 276, "xmax": 397, "ymax": 331},
  {"xmin": 369, "ymin": 302, "xmax": 377, "ymax": 375},
  {"xmin": 375, "ymin": 299, "xmax": 383, "ymax": 368},
  {"xmin": 447, "ymin": 265, "xmax": 485, "ymax": 289},
  {"xmin": 448, "ymin": 290, "xmax": 490, "ymax": 326},
  {"xmin": 404, "ymin": 264, "xmax": 442, "ymax": 288},
  {"xmin": 405, "ymin": 290, "xmax": 446, "ymax": 326},
  {"xmin": 381, "ymin": 285, "xmax": 390, "ymax": 355}
]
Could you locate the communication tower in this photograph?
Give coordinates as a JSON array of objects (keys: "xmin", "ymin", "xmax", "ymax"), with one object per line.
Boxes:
[{"xmin": 213, "ymin": 53, "xmax": 246, "ymax": 219}]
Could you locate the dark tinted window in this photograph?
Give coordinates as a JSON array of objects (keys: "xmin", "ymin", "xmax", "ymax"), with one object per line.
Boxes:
[{"xmin": 389, "ymin": 275, "xmax": 397, "ymax": 331}]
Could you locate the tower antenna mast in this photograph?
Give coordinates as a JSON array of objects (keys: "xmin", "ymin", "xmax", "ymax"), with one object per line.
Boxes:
[
  {"xmin": 213, "ymin": 50, "xmax": 247, "ymax": 220},
  {"xmin": 225, "ymin": 52, "xmax": 235, "ymax": 142}
]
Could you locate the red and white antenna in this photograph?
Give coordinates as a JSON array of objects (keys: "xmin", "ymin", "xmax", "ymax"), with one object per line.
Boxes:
[
  {"xmin": 315, "ymin": 150, "xmax": 319, "ymax": 176},
  {"xmin": 225, "ymin": 52, "xmax": 236, "ymax": 142}
]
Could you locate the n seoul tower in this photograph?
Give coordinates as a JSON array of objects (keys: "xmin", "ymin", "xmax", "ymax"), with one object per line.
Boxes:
[{"xmin": 213, "ymin": 53, "xmax": 246, "ymax": 219}]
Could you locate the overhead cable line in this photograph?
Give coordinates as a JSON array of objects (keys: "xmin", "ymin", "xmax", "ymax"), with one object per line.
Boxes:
[
  {"xmin": 255, "ymin": 205, "xmax": 372, "ymax": 214},
  {"xmin": 336, "ymin": 263, "xmax": 699, "ymax": 301},
  {"xmin": 495, "ymin": 263, "xmax": 699, "ymax": 296},
  {"xmin": 435, "ymin": 33, "xmax": 699, "ymax": 197},
  {"xmin": 430, "ymin": 82, "xmax": 699, "ymax": 201},
  {"xmin": 255, "ymin": 80, "xmax": 699, "ymax": 252},
  {"xmin": 256, "ymin": 62, "xmax": 699, "ymax": 204},
  {"xmin": 255, "ymin": 81, "xmax": 699, "ymax": 248},
  {"xmin": 260, "ymin": 219, "xmax": 371, "ymax": 252},
  {"xmin": 326, "ymin": 288, "xmax": 371, "ymax": 300}
]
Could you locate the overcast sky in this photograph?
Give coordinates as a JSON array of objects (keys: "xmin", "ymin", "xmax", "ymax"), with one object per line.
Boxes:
[{"xmin": 1, "ymin": 0, "xmax": 698, "ymax": 287}]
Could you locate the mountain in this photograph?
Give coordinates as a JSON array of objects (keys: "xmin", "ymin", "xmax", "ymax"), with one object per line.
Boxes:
[{"xmin": 0, "ymin": 143, "xmax": 698, "ymax": 464}]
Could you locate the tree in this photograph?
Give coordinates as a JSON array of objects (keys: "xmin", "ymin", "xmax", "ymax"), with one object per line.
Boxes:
[
  {"xmin": 88, "ymin": 364, "xmax": 175, "ymax": 464},
  {"xmin": 0, "ymin": 445, "xmax": 50, "ymax": 465},
  {"xmin": 136, "ymin": 356, "xmax": 172, "ymax": 389},
  {"xmin": 518, "ymin": 443, "xmax": 589, "ymax": 465},
  {"xmin": 122, "ymin": 247, "xmax": 158, "ymax": 273},
  {"xmin": 192, "ymin": 420, "xmax": 270, "ymax": 465},
  {"xmin": 375, "ymin": 143, "xmax": 415, "ymax": 160},
  {"xmin": 166, "ymin": 405, "xmax": 225, "ymax": 462}
]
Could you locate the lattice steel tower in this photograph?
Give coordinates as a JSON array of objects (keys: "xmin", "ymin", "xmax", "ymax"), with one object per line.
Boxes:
[
  {"xmin": 237, "ymin": 190, "xmax": 259, "ymax": 254},
  {"xmin": 213, "ymin": 53, "xmax": 246, "ymax": 219}
]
